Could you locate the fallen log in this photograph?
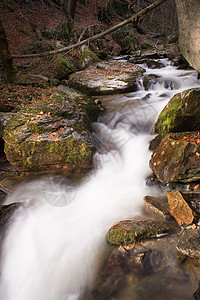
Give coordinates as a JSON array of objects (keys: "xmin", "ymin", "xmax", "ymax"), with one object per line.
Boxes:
[{"xmin": 12, "ymin": 0, "xmax": 167, "ymax": 59}]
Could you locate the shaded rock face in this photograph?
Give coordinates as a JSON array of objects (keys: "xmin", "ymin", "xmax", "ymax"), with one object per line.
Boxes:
[
  {"xmin": 154, "ymin": 88, "xmax": 200, "ymax": 135},
  {"xmin": 68, "ymin": 61, "xmax": 144, "ymax": 96},
  {"xmin": 149, "ymin": 133, "xmax": 200, "ymax": 183},
  {"xmin": 175, "ymin": 0, "xmax": 200, "ymax": 72},
  {"xmin": 111, "ymin": 24, "xmax": 139, "ymax": 54},
  {"xmin": 3, "ymin": 87, "xmax": 101, "ymax": 173},
  {"xmin": 144, "ymin": 195, "xmax": 171, "ymax": 220}
]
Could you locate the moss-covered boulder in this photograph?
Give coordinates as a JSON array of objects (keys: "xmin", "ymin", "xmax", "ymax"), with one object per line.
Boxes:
[
  {"xmin": 54, "ymin": 56, "xmax": 76, "ymax": 80},
  {"xmin": 154, "ymin": 88, "xmax": 200, "ymax": 135},
  {"xmin": 107, "ymin": 219, "xmax": 178, "ymax": 247},
  {"xmin": 68, "ymin": 61, "xmax": 144, "ymax": 96},
  {"xmin": 79, "ymin": 45, "xmax": 101, "ymax": 70},
  {"xmin": 3, "ymin": 86, "xmax": 102, "ymax": 173},
  {"xmin": 149, "ymin": 132, "xmax": 200, "ymax": 183}
]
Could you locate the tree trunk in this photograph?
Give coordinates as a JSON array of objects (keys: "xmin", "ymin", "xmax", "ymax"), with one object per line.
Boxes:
[
  {"xmin": 0, "ymin": 19, "xmax": 14, "ymax": 83},
  {"xmin": 61, "ymin": 0, "xmax": 76, "ymax": 41},
  {"xmin": 68, "ymin": 0, "xmax": 77, "ymax": 19},
  {"xmin": 13, "ymin": 0, "xmax": 167, "ymax": 59}
]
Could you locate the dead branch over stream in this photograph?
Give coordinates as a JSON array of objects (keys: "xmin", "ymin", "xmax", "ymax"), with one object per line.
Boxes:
[{"xmin": 12, "ymin": 0, "xmax": 167, "ymax": 59}]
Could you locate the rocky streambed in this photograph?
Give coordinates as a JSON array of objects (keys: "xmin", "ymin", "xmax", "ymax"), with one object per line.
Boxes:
[{"xmin": 0, "ymin": 53, "xmax": 200, "ymax": 300}]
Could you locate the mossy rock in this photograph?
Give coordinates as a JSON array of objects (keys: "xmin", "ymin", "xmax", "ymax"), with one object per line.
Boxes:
[
  {"xmin": 107, "ymin": 219, "xmax": 179, "ymax": 246},
  {"xmin": 79, "ymin": 45, "xmax": 101, "ymax": 70},
  {"xmin": 54, "ymin": 55, "xmax": 76, "ymax": 80},
  {"xmin": 3, "ymin": 87, "xmax": 102, "ymax": 173},
  {"xmin": 154, "ymin": 88, "xmax": 200, "ymax": 135}
]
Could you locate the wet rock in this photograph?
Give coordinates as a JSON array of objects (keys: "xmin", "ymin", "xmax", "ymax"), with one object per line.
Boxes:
[
  {"xmin": 176, "ymin": 228, "xmax": 200, "ymax": 259},
  {"xmin": 149, "ymin": 133, "xmax": 200, "ymax": 183},
  {"xmin": 149, "ymin": 134, "xmax": 163, "ymax": 151},
  {"xmin": 154, "ymin": 88, "xmax": 200, "ymax": 135},
  {"xmin": 107, "ymin": 248, "xmax": 130, "ymax": 275},
  {"xmin": 106, "ymin": 219, "xmax": 179, "ymax": 247},
  {"xmin": 182, "ymin": 257, "xmax": 200, "ymax": 293},
  {"xmin": 167, "ymin": 191, "xmax": 194, "ymax": 226},
  {"xmin": 142, "ymin": 74, "xmax": 160, "ymax": 90},
  {"xmin": 0, "ymin": 203, "xmax": 21, "ymax": 233},
  {"xmin": 88, "ymin": 233, "xmax": 191, "ymax": 300},
  {"xmin": 68, "ymin": 61, "xmax": 144, "ymax": 96},
  {"xmin": 3, "ymin": 87, "xmax": 101, "ymax": 173},
  {"xmin": 0, "ymin": 176, "xmax": 25, "ymax": 194},
  {"xmin": 144, "ymin": 59, "xmax": 165, "ymax": 69},
  {"xmin": 144, "ymin": 195, "xmax": 171, "ymax": 220}
]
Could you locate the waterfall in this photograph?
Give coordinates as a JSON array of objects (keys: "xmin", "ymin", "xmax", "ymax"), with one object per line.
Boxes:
[{"xmin": 0, "ymin": 58, "xmax": 200, "ymax": 300}]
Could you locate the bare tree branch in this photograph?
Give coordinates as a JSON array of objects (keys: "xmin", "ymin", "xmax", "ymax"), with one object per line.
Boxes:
[{"xmin": 12, "ymin": 0, "xmax": 167, "ymax": 59}]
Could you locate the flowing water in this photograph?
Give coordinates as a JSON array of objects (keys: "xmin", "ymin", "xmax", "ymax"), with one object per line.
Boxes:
[{"xmin": 0, "ymin": 58, "xmax": 200, "ymax": 300}]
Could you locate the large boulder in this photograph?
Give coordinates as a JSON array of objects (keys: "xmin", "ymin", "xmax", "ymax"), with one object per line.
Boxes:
[
  {"xmin": 154, "ymin": 88, "xmax": 200, "ymax": 135},
  {"xmin": 3, "ymin": 86, "xmax": 102, "ymax": 173},
  {"xmin": 175, "ymin": 0, "xmax": 200, "ymax": 72},
  {"xmin": 149, "ymin": 133, "xmax": 200, "ymax": 183},
  {"xmin": 68, "ymin": 60, "xmax": 144, "ymax": 96}
]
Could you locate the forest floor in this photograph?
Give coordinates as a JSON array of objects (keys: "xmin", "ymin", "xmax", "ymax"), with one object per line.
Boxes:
[
  {"xmin": 0, "ymin": 0, "xmax": 120, "ymax": 105},
  {"xmin": 0, "ymin": 0, "xmax": 177, "ymax": 105}
]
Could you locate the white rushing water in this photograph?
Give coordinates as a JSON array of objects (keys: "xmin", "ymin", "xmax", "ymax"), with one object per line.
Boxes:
[{"xmin": 0, "ymin": 59, "xmax": 200, "ymax": 300}]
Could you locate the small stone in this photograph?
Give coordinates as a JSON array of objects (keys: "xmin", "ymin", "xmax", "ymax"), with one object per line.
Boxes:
[{"xmin": 167, "ymin": 191, "xmax": 194, "ymax": 226}]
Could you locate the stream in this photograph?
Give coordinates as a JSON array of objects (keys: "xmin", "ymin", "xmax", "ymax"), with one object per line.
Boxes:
[{"xmin": 0, "ymin": 57, "xmax": 200, "ymax": 300}]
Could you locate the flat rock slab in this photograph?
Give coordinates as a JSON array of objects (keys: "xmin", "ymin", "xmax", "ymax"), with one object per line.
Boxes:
[
  {"xmin": 176, "ymin": 228, "xmax": 200, "ymax": 259},
  {"xmin": 68, "ymin": 61, "xmax": 144, "ymax": 96},
  {"xmin": 144, "ymin": 195, "xmax": 171, "ymax": 220}
]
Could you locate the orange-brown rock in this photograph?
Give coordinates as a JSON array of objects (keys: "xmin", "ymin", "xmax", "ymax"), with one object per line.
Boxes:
[
  {"xmin": 167, "ymin": 191, "xmax": 194, "ymax": 226},
  {"xmin": 149, "ymin": 133, "xmax": 200, "ymax": 183}
]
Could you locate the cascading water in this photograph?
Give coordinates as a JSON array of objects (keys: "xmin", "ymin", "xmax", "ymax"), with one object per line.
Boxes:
[{"xmin": 0, "ymin": 58, "xmax": 200, "ymax": 300}]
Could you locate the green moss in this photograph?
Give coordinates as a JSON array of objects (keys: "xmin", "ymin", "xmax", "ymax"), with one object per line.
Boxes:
[
  {"xmin": 154, "ymin": 94, "xmax": 182, "ymax": 134},
  {"xmin": 5, "ymin": 136, "xmax": 94, "ymax": 172},
  {"xmin": 107, "ymin": 227, "xmax": 157, "ymax": 246}
]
